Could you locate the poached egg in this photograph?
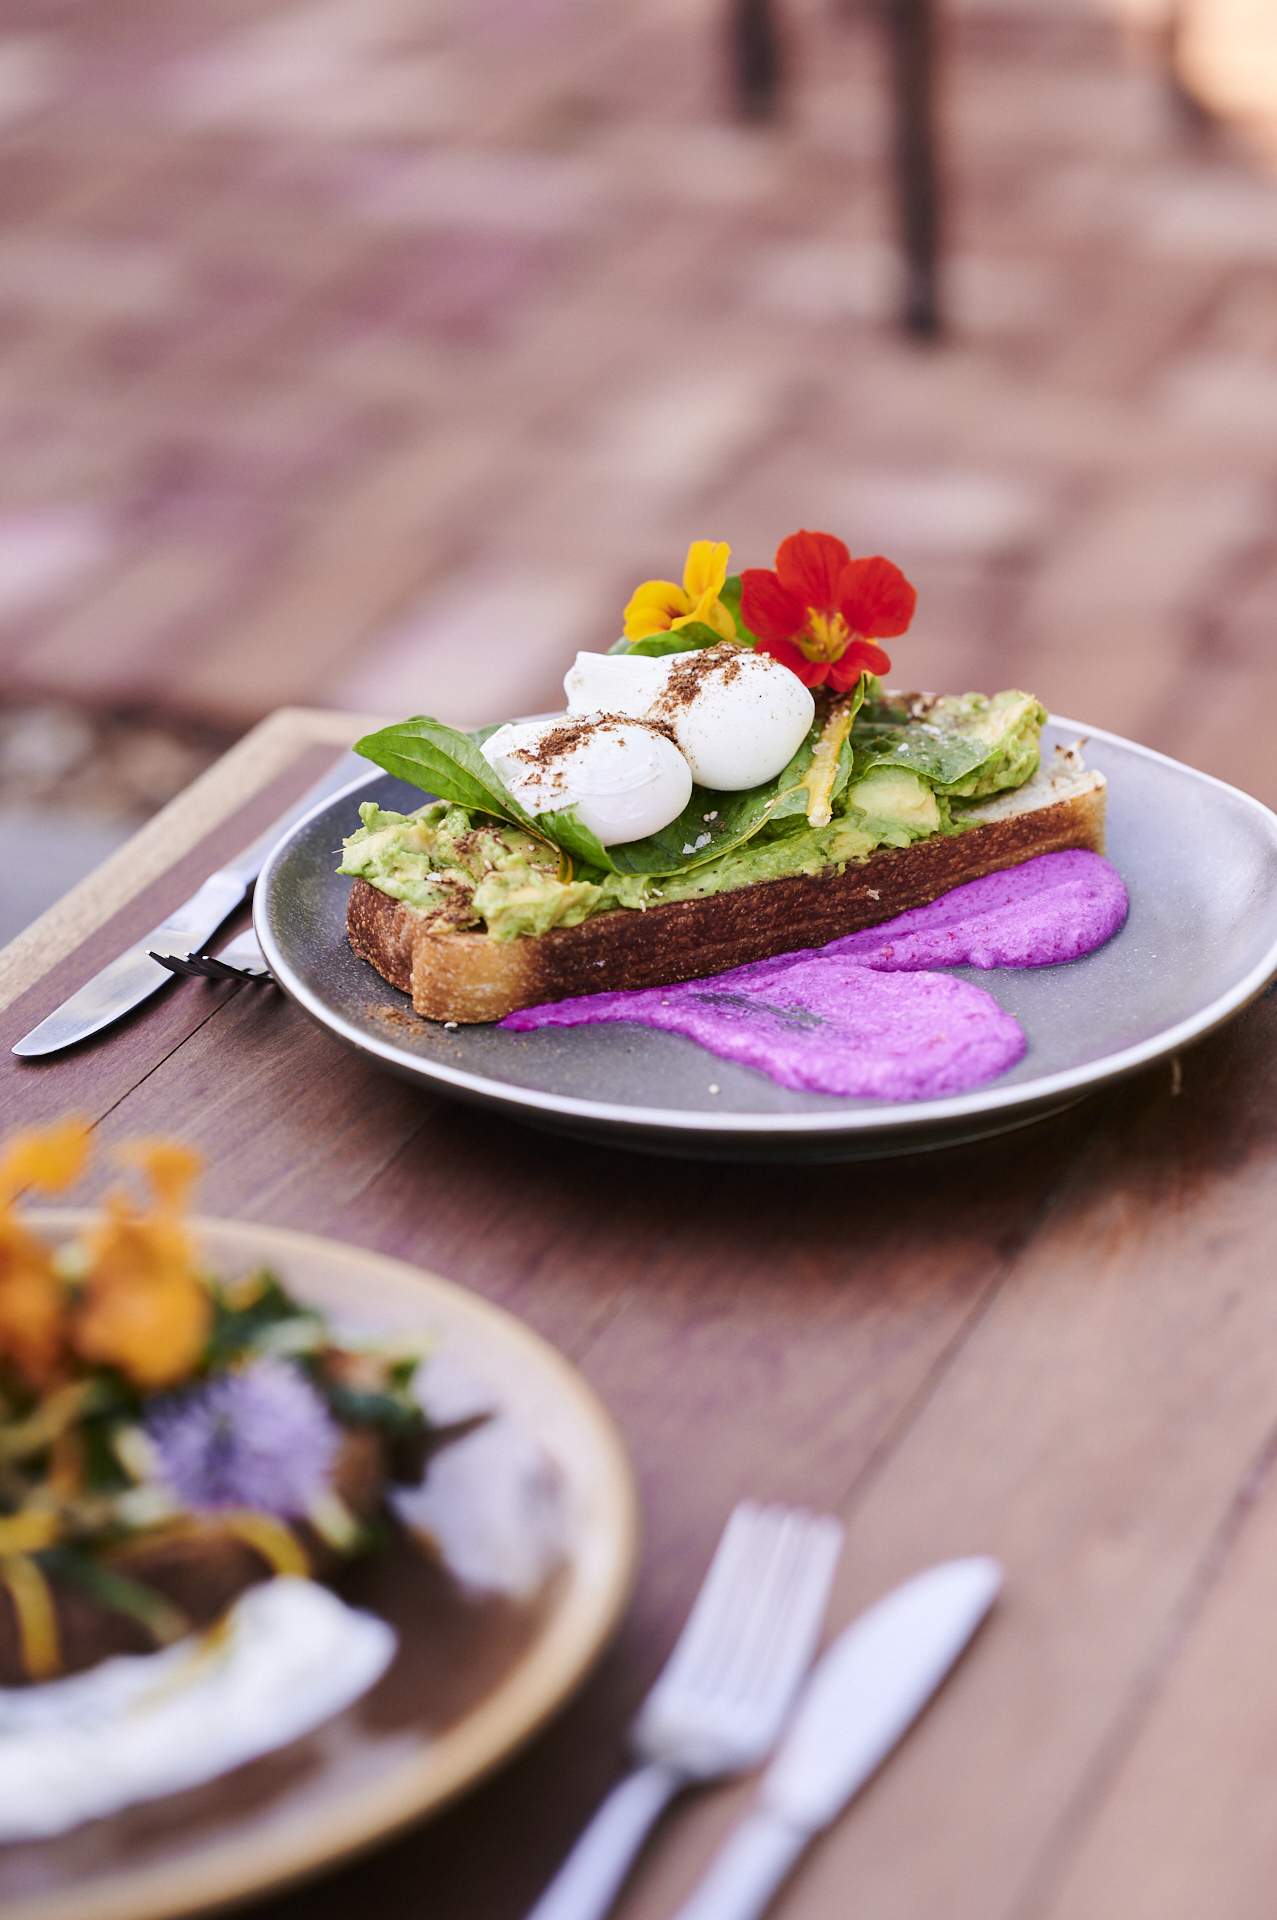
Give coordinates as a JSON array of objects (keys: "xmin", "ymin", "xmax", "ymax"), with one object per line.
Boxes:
[
  {"xmin": 481, "ymin": 713, "xmax": 692, "ymax": 846},
  {"xmin": 565, "ymin": 644, "xmax": 814, "ymax": 791}
]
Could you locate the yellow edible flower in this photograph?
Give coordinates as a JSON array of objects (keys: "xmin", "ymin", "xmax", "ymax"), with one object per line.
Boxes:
[
  {"xmin": 72, "ymin": 1144, "xmax": 210, "ymax": 1389},
  {"xmin": 0, "ymin": 1120, "xmax": 91, "ymax": 1389},
  {"xmin": 623, "ymin": 539, "xmax": 738, "ymax": 645}
]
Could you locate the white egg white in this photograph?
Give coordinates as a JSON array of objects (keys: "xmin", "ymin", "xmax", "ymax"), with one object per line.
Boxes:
[
  {"xmin": 564, "ymin": 651, "xmax": 669, "ymax": 719},
  {"xmin": 654, "ymin": 648, "xmax": 815, "ymax": 790},
  {"xmin": 481, "ymin": 714, "xmax": 692, "ymax": 847}
]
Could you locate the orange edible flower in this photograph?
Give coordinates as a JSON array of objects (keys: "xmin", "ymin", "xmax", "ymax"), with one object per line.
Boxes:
[
  {"xmin": 0, "ymin": 1223, "xmax": 65, "ymax": 1389},
  {"xmin": 0, "ymin": 1121, "xmax": 91, "ymax": 1389},
  {"xmin": 117, "ymin": 1140, "xmax": 202, "ymax": 1214},
  {"xmin": 0, "ymin": 1119, "xmax": 90, "ymax": 1207},
  {"xmin": 72, "ymin": 1144, "xmax": 210, "ymax": 1389}
]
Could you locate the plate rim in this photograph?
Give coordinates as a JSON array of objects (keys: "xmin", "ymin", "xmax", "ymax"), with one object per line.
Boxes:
[
  {"xmin": 255, "ymin": 717, "xmax": 1277, "ymax": 1140},
  {"xmin": 7, "ymin": 1210, "xmax": 640, "ymax": 1920}
]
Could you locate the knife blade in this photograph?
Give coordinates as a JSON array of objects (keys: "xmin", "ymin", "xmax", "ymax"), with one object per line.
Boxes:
[
  {"xmin": 671, "ymin": 1556, "xmax": 1002, "ymax": 1920},
  {"xmin": 12, "ymin": 757, "xmax": 361, "ymax": 1059}
]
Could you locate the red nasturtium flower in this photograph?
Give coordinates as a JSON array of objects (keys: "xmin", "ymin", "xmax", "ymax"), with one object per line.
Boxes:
[{"xmin": 740, "ymin": 530, "xmax": 917, "ymax": 691}]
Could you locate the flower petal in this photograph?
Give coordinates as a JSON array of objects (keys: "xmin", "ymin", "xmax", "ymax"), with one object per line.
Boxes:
[
  {"xmin": 830, "ymin": 641, "xmax": 891, "ymax": 690},
  {"xmin": 837, "ymin": 557, "xmax": 917, "ymax": 638},
  {"xmin": 624, "ymin": 578, "xmax": 691, "ymax": 640},
  {"xmin": 775, "ymin": 531, "xmax": 851, "ymax": 612},
  {"xmin": 739, "ymin": 568, "xmax": 806, "ymax": 645},
  {"xmin": 677, "ymin": 590, "xmax": 739, "ymax": 642},
  {"xmin": 681, "ymin": 539, "xmax": 731, "ymax": 602},
  {"xmin": 755, "ymin": 635, "xmax": 828, "ymax": 687}
]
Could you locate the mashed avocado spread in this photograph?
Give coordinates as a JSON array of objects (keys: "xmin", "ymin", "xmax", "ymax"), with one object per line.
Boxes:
[{"xmin": 340, "ymin": 690, "xmax": 1046, "ymax": 942}]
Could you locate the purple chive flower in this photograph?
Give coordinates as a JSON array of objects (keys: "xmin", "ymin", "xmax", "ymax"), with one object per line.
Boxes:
[{"xmin": 145, "ymin": 1360, "xmax": 340, "ymax": 1517}]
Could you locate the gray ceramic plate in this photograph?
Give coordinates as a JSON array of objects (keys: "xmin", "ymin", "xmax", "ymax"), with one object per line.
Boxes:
[{"xmin": 255, "ymin": 720, "xmax": 1277, "ymax": 1161}]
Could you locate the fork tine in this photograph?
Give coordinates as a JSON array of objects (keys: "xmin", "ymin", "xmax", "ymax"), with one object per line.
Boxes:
[
  {"xmin": 683, "ymin": 1507, "xmax": 797, "ymax": 1700},
  {"xmin": 658, "ymin": 1502, "xmax": 773, "ymax": 1691},
  {"xmin": 720, "ymin": 1512, "xmax": 842, "ymax": 1713},
  {"xmin": 706, "ymin": 1510, "xmax": 841, "ymax": 1707},
  {"xmin": 656, "ymin": 1504, "xmax": 840, "ymax": 1713},
  {"xmin": 149, "ymin": 947, "xmax": 269, "ymax": 984}
]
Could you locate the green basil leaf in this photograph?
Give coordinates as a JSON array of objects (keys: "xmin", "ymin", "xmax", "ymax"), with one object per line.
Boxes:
[
  {"xmin": 355, "ymin": 717, "xmax": 535, "ymax": 829},
  {"xmin": 536, "ymin": 807, "xmax": 616, "ymax": 873},
  {"xmin": 620, "ymin": 620, "xmax": 725, "ymax": 658}
]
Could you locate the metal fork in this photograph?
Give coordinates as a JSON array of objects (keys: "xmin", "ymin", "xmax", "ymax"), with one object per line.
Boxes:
[
  {"xmin": 150, "ymin": 927, "xmax": 273, "ymax": 985},
  {"xmin": 525, "ymin": 1502, "xmax": 843, "ymax": 1920}
]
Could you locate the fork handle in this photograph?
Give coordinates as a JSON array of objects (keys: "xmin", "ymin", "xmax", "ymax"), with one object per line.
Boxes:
[
  {"xmin": 669, "ymin": 1811, "xmax": 809, "ymax": 1920},
  {"xmin": 524, "ymin": 1760, "xmax": 685, "ymax": 1920}
]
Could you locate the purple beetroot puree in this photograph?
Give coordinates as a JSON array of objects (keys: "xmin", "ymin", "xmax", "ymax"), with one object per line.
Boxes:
[
  {"xmin": 816, "ymin": 847, "xmax": 1128, "ymax": 972},
  {"xmin": 500, "ymin": 850, "xmax": 1129, "ymax": 1102}
]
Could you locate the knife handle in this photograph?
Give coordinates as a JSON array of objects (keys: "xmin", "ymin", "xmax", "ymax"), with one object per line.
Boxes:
[
  {"xmin": 670, "ymin": 1811, "xmax": 808, "ymax": 1920},
  {"xmin": 525, "ymin": 1760, "xmax": 684, "ymax": 1920}
]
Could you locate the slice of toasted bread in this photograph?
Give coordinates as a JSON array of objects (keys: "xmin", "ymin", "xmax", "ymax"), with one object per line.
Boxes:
[{"xmin": 347, "ymin": 745, "xmax": 1106, "ymax": 1025}]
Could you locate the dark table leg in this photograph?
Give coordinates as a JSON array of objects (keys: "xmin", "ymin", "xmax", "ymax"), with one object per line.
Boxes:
[
  {"xmin": 728, "ymin": 0, "xmax": 942, "ymax": 337},
  {"xmin": 883, "ymin": 0, "xmax": 943, "ymax": 338},
  {"xmin": 729, "ymin": 0, "xmax": 784, "ymax": 122}
]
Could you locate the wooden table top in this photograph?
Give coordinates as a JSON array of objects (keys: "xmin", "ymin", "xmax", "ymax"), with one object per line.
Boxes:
[{"xmin": 4, "ymin": 706, "xmax": 1277, "ymax": 1920}]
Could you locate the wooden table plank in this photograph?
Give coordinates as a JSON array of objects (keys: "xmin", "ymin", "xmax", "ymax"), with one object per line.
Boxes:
[
  {"xmin": 682, "ymin": 1007, "xmax": 1276, "ymax": 1920},
  {"xmin": 1043, "ymin": 1400, "xmax": 1277, "ymax": 1920},
  {"xmin": 4, "ymin": 708, "xmax": 1277, "ymax": 1920}
]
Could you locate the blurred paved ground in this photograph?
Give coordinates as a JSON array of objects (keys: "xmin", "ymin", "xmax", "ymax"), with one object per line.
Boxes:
[{"xmin": 1, "ymin": 0, "xmax": 1276, "ymax": 829}]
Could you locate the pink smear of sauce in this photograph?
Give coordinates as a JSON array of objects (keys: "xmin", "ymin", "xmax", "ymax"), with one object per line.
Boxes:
[{"xmin": 501, "ymin": 850, "xmax": 1129, "ymax": 1102}]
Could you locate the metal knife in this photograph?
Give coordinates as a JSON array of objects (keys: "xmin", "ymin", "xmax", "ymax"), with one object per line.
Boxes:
[
  {"xmin": 670, "ymin": 1556, "xmax": 1003, "ymax": 1920},
  {"xmin": 12, "ymin": 757, "xmax": 362, "ymax": 1059}
]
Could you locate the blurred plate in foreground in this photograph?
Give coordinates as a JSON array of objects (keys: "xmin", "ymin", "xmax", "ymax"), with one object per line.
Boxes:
[{"xmin": 0, "ymin": 1212, "xmax": 637, "ymax": 1920}]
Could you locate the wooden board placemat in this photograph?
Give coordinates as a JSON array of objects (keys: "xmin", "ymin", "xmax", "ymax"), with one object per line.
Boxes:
[{"xmin": 4, "ymin": 708, "xmax": 1277, "ymax": 1920}]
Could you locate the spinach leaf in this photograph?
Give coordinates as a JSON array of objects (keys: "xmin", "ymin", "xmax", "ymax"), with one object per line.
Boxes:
[
  {"xmin": 852, "ymin": 722, "xmax": 995, "ymax": 790},
  {"xmin": 852, "ymin": 693, "xmax": 1042, "ymax": 794},
  {"xmin": 355, "ymin": 717, "xmax": 536, "ymax": 830},
  {"xmin": 602, "ymin": 735, "xmax": 820, "ymax": 877},
  {"xmin": 720, "ymin": 573, "xmax": 760, "ymax": 645}
]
